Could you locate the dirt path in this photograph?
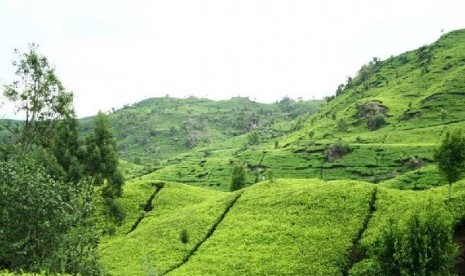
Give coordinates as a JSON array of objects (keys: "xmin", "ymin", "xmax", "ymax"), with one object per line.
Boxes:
[
  {"xmin": 127, "ymin": 182, "xmax": 165, "ymax": 234},
  {"xmin": 342, "ymin": 187, "xmax": 378, "ymax": 275},
  {"xmin": 454, "ymin": 222, "xmax": 465, "ymax": 275},
  {"xmin": 163, "ymin": 192, "xmax": 243, "ymax": 275}
]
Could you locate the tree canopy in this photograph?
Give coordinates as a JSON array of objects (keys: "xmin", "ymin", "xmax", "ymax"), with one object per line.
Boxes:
[
  {"xmin": 2, "ymin": 44, "xmax": 74, "ymax": 148},
  {"xmin": 434, "ymin": 130, "xmax": 465, "ymax": 200}
]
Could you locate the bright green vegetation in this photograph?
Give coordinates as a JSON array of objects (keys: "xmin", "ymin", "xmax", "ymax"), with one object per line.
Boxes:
[
  {"xmin": 351, "ymin": 179, "xmax": 465, "ymax": 275},
  {"xmin": 3, "ymin": 29, "xmax": 465, "ymax": 275},
  {"xmin": 115, "ymin": 29, "xmax": 465, "ymax": 191},
  {"xmin": 99, "ymin": 177, "xmax": 465, "ymax": 275},
  {"xmin": 99, "ymin": 178, "xmax": 375, "ymax": 275},
  {"xmin": 99, "ymin": 180, "xmax": 238, "ymax": 275},
  {"xmin": 95, "ymin": 29, "xmax": 465, "ymax": 275},
  {"xmin": 171, "ymin": 179, "xmax": 374, "ymax": 275}
]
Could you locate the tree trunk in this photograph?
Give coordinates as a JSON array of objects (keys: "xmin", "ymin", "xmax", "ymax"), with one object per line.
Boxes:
[{"xmin": 449, "ymin": 182, "xmax": 452, "ymax": 201}]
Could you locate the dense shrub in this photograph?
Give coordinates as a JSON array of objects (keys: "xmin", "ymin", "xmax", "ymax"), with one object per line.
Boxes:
[
  {"xmin": 374, "ymin": 208, "xmax": 457, "ymax": 275},
  {"xmin": 356, "ymin": 101, "xmax": 389, "ymax": 131},
  {"xmin": 230, "ymin": 162, "xmax": 246, "ymax": 191},
  {"xmin": 0, "ymin": 157, "xmax": 101, "ymax": 274},
  {"xmin": 367, "ymin": 113, "xmax": 387, "ymax": 131}
]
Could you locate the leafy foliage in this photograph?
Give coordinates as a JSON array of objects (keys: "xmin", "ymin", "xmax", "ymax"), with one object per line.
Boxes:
[
  {"xmin": 2, "ymin": 44, "xmax": 74, "ymax": 148},
  {"xmin": 0, "ymin": 157, "xmax": 101, "ymax": 275},
  {"xmin": 375, "ymin": 208, "xmax": 456, "ymax": 275},
  {"xmin": 434, "ymin": 130, "xmax": 465, "ymax": 200},
  {"xmin": 230, "ymin": 162, "xmax": 246, "ymax": 191},
  {"xmin": 86, "ymin": 112, "xmax": 125, "ymax": 223}
]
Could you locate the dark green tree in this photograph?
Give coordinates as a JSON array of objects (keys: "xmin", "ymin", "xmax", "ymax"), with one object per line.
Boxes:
[
  {"xmin": 230, "ymin": 162, "xmax": 246, "ymax": 191},
  {"xmin": 247, "ymin": 130, "xmax": 260, "ymax": 145},
  {"xmin": 2, "ymin": 44, "xmax": 75, "ymax": 148},
  {"xmin": 434, "ymin": 130, "xmax": 465, "ymax": 200},
  {"xmin": 86, "ymin": 111, "xmax": 125, "ymax": 222},
  {"xmin": 50, "ymin": 118, "xmax": 84, "ymax": 183},
  {"xmin": 0, "ymin": 156, "xmax": 101, "ymax": 274}
]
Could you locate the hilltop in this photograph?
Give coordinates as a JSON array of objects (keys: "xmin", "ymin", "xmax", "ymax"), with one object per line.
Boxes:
[{"xmin": 79, "ymin": 96, "xmax": 323, "ymax": 172}]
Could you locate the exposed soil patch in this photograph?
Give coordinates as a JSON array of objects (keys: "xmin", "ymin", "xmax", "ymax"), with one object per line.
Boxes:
[{"xmin": 454, "ymin": 221, "xmax": 465, "ymax": 275}]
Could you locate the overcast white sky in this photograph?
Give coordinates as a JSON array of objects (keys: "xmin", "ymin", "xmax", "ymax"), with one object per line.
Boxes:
[{"xmin": 1, "ymin": 0, "xmax": 465, "ymax": 118}]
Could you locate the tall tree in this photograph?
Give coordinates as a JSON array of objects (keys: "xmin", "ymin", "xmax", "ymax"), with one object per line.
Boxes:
[
  {"xmin": 2, "ymin": 44, "xmax": 75, "ymax": 148},
  {"xmin": 51, "ymin": 118, "xmax": 84, "ymax": 183},
  {"xmin": 86, "ymin": 112, "xmax": 125, "ymax": 222},
  {"xmin": 434, "ymin": 130, "xmax": 465, "ymax": 200},
  {"xmin": 0, "ymin": 45, "xmax": 101, "ymax": 274}
]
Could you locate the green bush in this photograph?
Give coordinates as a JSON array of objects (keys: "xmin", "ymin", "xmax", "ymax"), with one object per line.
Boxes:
[
  {"xmin": 374, "ymin": 207, "xmax": 457, "ymax": 275},
  {"xmin": 0, "ymin": 157, "xmax": 101, "ymax": 274},
  {"xmin": 230, "ymin": 162, "xmax": 246, "ymax": 191},
  {"xmin": 179, "ymin": 229, "xmax": 189, "ymax": 244},
  {"xmin": 325, "ymin": 140, "xmax": 352, "ymax": 162},
  {"xmin": 367, "ymin": 113, "xmax": 387, "ymax": 131}
]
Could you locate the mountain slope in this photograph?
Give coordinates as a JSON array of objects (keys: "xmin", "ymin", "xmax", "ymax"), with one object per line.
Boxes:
[
  {"xmin": 80, "ymin": 96, "xmax": 323, "ymax": 167},
  {"xmin": 139, "ymin": 29, "xmax": 465, "ymax": 191},
  {"xmin": 280, "ymin": 29, "xmax": 465, "ymax": 185},
  {"xmin": 98, "ymin": 29, "xmax": 465, "ymax": 275}
]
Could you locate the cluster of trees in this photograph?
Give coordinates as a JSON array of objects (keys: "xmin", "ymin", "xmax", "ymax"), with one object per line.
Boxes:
[{"xmin": 0, "ymin": 45, "xmax": 123, "ymax": 274}]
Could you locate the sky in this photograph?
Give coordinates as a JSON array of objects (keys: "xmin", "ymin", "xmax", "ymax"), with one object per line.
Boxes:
[{"xmin": 1, "ymin": 0, "xmax": 465, "ymax": 118}]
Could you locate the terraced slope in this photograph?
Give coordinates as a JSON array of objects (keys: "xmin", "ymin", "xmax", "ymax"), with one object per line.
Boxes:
[
  {"xmin": 279, "ymin": 29, "xmax": 465, "ymax": 184},
  {"xmin": 99, "ymin": 179, "xmax": 239, "ymax": 275},
  {"xmin": 139, "ymin": 29, "xmax": 465, "ymax": 191},
  {"xmin": 99, "ymin": 177, "xmax": 465, "ymax": 275}
]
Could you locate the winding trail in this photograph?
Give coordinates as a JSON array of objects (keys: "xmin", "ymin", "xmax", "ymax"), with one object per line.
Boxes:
[
  {"xmin": 342, "ymin": 187, "xmax": 378, "ymax": 275},
  {"xmin": 163, "ymin": 192, "xmax": 243, "ymax": 275},
  {"xmin": 127, "ymin": 182, "xmax": 165, "ymax": 234}
]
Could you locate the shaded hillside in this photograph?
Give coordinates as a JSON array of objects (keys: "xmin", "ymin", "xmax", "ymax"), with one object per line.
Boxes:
[
  {"xmin": 80, "ymin": 96, "xmax": 323, "ymax": 167},
  {"xmin": 141, "ymin": 29, "xmax": 465, "ymax": 190}
]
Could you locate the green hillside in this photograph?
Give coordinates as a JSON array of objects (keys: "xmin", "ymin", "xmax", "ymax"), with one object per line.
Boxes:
[
  {"xmin": 281, "ymin": 29, "xmax": 465, "ymax": 184},
  {"xmin": 80, "ymin": 96, "xmax": 323, "ymax": 170},
  {"xmin": 132, "ymin": 29, "xmax": 465, "ymax": 191},
  {"xmin": 99, "ymin": 177, "xmax": 465, "ymax": 275},
  {"xmin": 96, "ymin": 29, "xmax": 465, "ymax": 275}
]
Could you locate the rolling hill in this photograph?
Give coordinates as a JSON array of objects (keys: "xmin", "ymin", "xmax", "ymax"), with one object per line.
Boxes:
[
  {"xmin": 100, "ymin": 177, "xmax": 465, "ymax": 275},
  {"xmin": 80, "ymin": 96, "xmax": 323, "ymax": 169},
  {"xmin": 97, "ymin": 29, "xmax": 465, "ymax": 275},
  {"xmin": 130, "ymin": 29, "xmax": 465, "ymax": 191}
]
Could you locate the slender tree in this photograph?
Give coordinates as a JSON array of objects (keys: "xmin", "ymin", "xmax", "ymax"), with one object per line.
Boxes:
[
  {"xmin": 51, "ymin": 118, "xmax": 84, "ymax": 183},
  {"xmin": 434, "ymin": 130, "xmax": 465, "ymax": 200},
  {"xmin": 2, "ymin": 44, "xmax": 74, "ymax": 148}
]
